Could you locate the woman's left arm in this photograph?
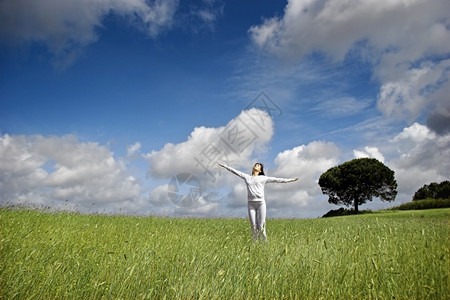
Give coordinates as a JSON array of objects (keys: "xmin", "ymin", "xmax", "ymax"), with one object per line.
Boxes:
[{"xmin": 266, "ymin": 177, "xmax": 299, "ymax": 183}]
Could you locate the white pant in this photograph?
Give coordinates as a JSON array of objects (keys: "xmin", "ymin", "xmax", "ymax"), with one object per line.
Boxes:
[{"xmin": 248, "ymin": 200, "xmax": 267, "ymax": 241}]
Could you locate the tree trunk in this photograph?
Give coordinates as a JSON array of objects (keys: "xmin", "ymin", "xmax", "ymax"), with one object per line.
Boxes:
[{"xmin": 354, "ymin": 199, "xmax": 359, "ymax": 214}]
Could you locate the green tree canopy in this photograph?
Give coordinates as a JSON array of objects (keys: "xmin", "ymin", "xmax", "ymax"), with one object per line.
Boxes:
[
  {"xmin": 318, "ymin": 158, "xmax": 398, "ymax": 213},
  {"xmin": 413, "ymin": 180, "xmax": 450, "ymax": 201}
]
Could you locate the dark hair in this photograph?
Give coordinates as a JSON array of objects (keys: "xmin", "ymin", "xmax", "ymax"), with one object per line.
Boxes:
[{"xmin": 256, "ymin": 163, "xmax": 265, "ymax": 176}]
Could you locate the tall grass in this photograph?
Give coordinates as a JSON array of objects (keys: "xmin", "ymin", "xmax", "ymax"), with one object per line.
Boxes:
[{"xmin": 1, "ymin": 208, "xmax": 449, "ymax": 299}]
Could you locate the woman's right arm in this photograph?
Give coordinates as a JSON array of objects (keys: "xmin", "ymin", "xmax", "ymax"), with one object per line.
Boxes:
[{"xmin": 219, "ymin": 164, "xmax": 247, "ymax": 179}]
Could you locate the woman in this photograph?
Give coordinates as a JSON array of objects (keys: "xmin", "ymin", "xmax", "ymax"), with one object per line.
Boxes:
[{"xmin": 219, "ymin": 163, "xmax": 298, "ymax": 241}]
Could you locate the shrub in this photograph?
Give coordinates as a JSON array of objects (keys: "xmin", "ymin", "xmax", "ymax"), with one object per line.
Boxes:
[
  {"xmin": 391, "ymin": 198, "xmax": 450, "ymax": 210},
  {"xmin": 322, "ymin": 207, "xmax": 372, "ymax": 218}
]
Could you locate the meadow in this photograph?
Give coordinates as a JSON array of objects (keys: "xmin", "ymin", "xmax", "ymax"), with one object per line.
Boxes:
[{"xmin": 1, "ymin": 208, "xmax": 448, "ymax": 299}]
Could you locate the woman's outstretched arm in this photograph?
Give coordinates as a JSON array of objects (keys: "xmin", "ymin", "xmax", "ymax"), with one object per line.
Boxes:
[
  {"xmin": 266, "ymin": 177, "xmax": 299, "ymax": 183},
  {"xmin": 219, "ymin": 164, "xmax": 248, "ymax": 179}
]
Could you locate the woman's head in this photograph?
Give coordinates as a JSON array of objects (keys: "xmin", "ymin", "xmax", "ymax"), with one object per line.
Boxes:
[{"xmin": 253, "ymin": 163, "xmax": 265, "ymax": 176}]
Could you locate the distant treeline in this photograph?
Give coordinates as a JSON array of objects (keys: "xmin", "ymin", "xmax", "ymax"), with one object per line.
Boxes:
[{"xmin": 413, "ymin": 180, "xmax": 450, "ymax": 201}]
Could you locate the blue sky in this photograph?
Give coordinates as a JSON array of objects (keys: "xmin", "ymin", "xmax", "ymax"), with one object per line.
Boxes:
[{"xmin": 1, "ymin": 0, "xmax": 449, "ymax": 218}]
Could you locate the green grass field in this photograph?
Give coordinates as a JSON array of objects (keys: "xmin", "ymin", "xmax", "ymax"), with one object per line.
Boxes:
[{"xmin": 1, "ymin": 208, "xmax": 449, "ymax": 299}]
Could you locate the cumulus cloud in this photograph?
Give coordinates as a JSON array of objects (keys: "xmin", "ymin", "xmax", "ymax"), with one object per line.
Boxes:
[
  {"xmin": 255, "ymin": 122, "xmax": 448, "ymax": 216},
  {"xmin": 264, "ymin": 141, "xmax": 341, "ymax": 218},
  {"xmin": 249, "ymin": 0, "xmax": 450, "ymax": 131},
  {"xmin": 145, "ymin": 108, "xmax": 274, "ymax": 181},
  {"xmin": 353, "ymin": 146, "xmax": 385, "ymax": 163},
  {"xmin": 0, "ymin": 0, "xmax": 223, "ymax": 68},
  {"xmin": 388, "ymin": 123, "xmax": 450, "ymax": 196},
  {"xmin": 353, "ymin": 122, "xmax": 450, "ymax": 206},
  {"xmin": 0, "ymin": 0, "xmax": 178, "ymax": 67},
  {"xmin": 143, "ymin": 109, "xmax": 342, "ymax": 218},
  {"xmin": 140, "ymin": 108, "xmax": 275, "ymax": 216},
  {"xmin": 0, "ymin": 110, "xmax": 341, "ymax": 218},
  {"xmin": 377, "ymin": 60, "xmax": 450, "ymax": 123},
  {"xmin": 0, "ymin": 133, "xmax": 143, "ymax": 213},
  {"xmin": 2, "ymin": 121, "xmax": 447, "ymax": 218},
  {"xmin": 249, "ymin": 0, "xmax": 449, "ymax": 62},
  {"xmin": 187, "ymin": 140, "xmax": 342, "ymax": 218},
  {"xmin": 0, "ymin": 134, "xmax": 48, "ymax": 205}
]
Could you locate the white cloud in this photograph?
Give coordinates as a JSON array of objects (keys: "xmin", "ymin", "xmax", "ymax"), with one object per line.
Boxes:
[
  {"xmin": 0, "ymin": 109, "xmax": 275, "ymax": 217},
  {"xmin": 249, "ymin": 0, "xmax": 450, "ymax": 62},
  {"xmin": 272, "ymin": 141, "xmax": 340, "ymax": 183},
  {"xmin": 346, "ymin": 123, "xmax": 449, "ymax": 207},
  {"xmin": 377, "ymin": 60, "xmax": 450, "ymax": 122},
  {"xmin": 0, "ymin": 0, "xmax": 178, "ymax": 68},
  {"xmin": 165, "ymin": 140, "xmax": 341, "ymax": 219},
  {"xmin": 2, "ymin": 121, "xmax": 447, "ymax": 218},
  {"xmin": 0, "ymin": 0, "xmax": 224, "ymax": 68},
  {"xmin": 264, "ymin": 141, "xmax": 341, "ymax": 218},
  {"xmin": 145, "ymin": 108, "xmax": 274, "ymax": 181},
  {"xmin": 148, "ymin": 184, "xmax": 171, "ymax": 207},
  {"xmin": 251, "ymin": 123, "xmax": 448, "ymax": 216},
  {"xmin": 353, "ymin": 146, "xmax": 385, "ymax": 163},
  {"xmin": 387, "ymin": 123, "xmax": 450, "ymax": 196},
  {"xmin": 0, "ymin": 133, "xmax": 142, "ymax": 213},
  {"xmin": 126, "ymin": 142, "xmax": 142, "ymax": 158},
  {"xmin": 142, "ymin": 110, "xmax": 343, "ymax": 218},
  {"xmin": 249, "ymin": 0, "xmax": 450, "ymax": 130},
  {"xmin": 139, "ymin": 108, "xmax": 276, "ymax": 217},
  {"xmin": 391, "ymin": 122, "xmax": 433, "ymax": 151}
]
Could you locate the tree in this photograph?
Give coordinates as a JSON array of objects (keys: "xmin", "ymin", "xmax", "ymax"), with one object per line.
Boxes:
[
  {"xmin": 413, "ymin": 180, "xmax": 450, "ymax": 201},
  {"xmin": 318, "ymin": 158, "xmax": 398, "ymax": 213}
]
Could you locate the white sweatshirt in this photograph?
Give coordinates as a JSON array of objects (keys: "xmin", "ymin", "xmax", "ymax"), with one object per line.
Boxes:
[{"xmin": 221, "ymin": 164, "xmax": 297, "ymax": 201}]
